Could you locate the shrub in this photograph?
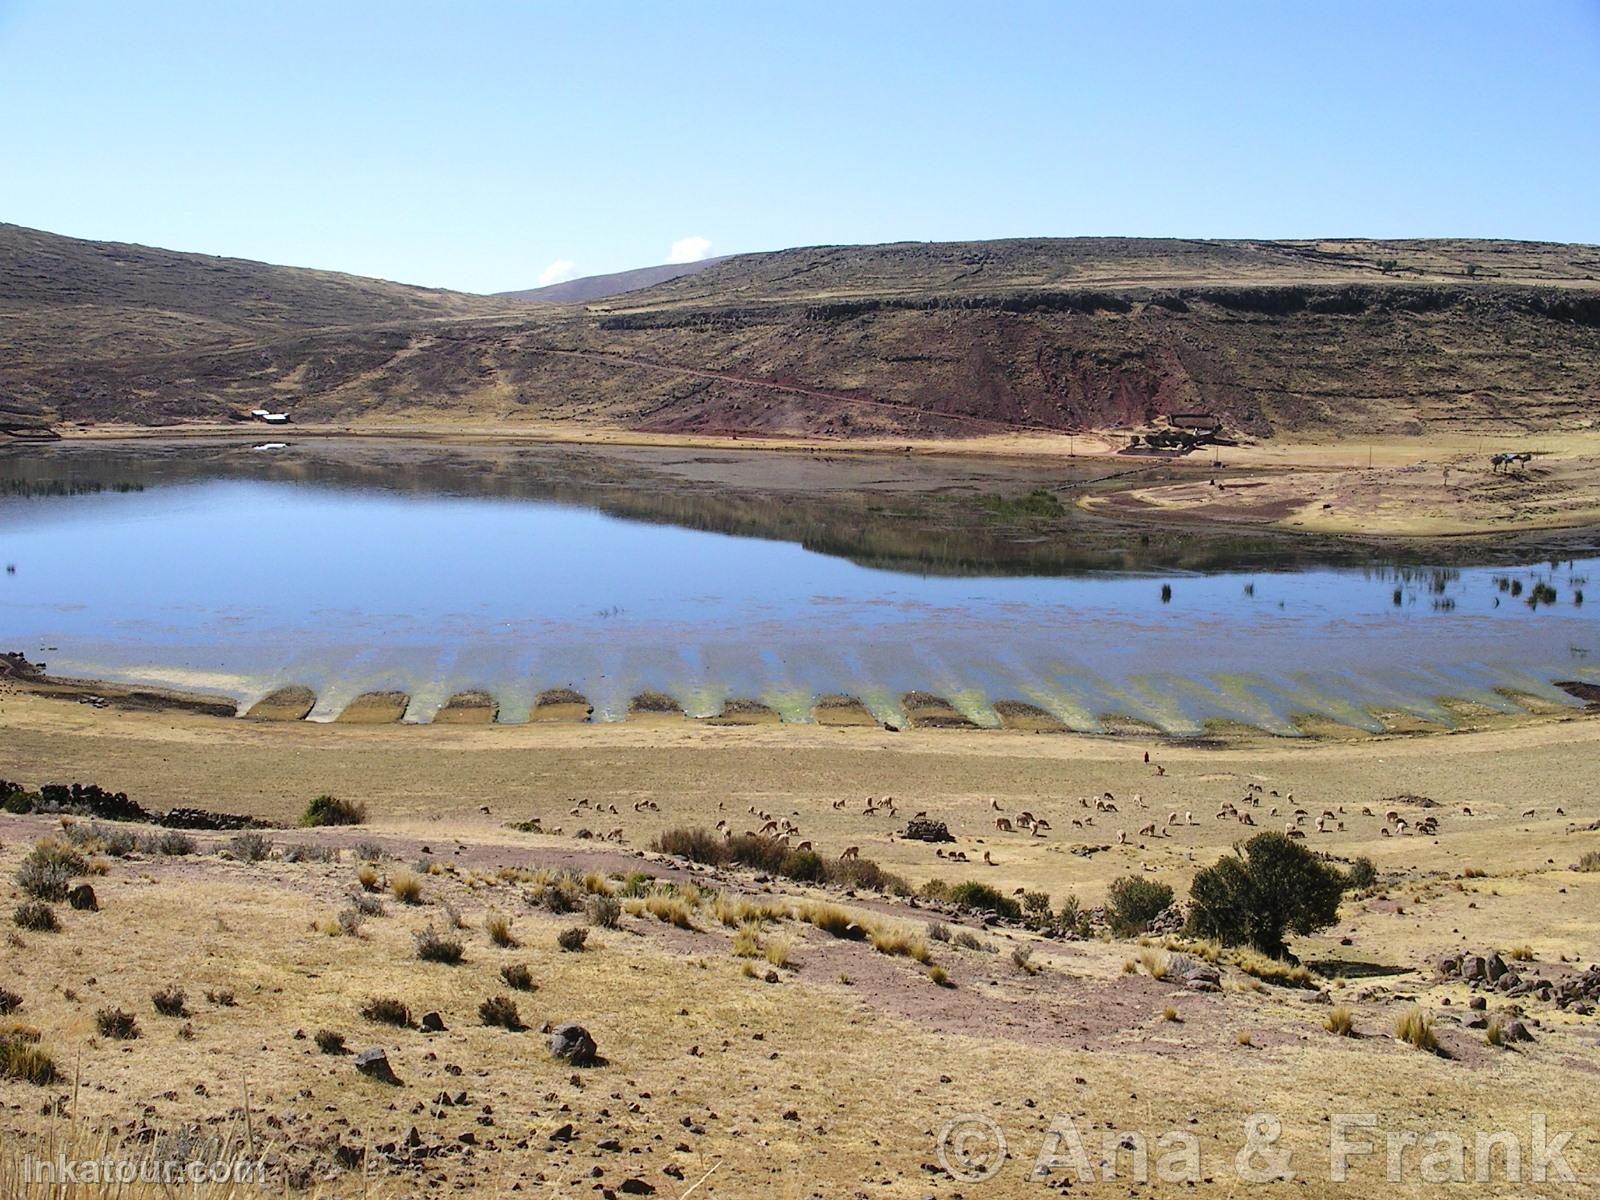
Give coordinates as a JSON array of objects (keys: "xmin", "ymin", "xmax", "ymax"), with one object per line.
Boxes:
[
  {"xmin": 529, "ymin": 881, "xmax": 579, "ymax": 914},
  {"xmin": 1395, "ymin": 1007, "xmax": 1439, "ymax": 1054},
  {"xmin": 0, "ymin": 987, "xmax": 19, "ymax": 1016},
  {"xmin": 335, "ymin": 906, "xmax": 366, "ymax": 937},
  {"xmin": 356, "ymin": 864, "xmax": 381, "ymax": 892},
  {"xmin": 281, "ymin": 843, "xmax": 338, "ymax": 864},
  {"xmin": 479, "ymin": 994, "xmax": 523, "ymax": 1030},
  {"xmin": 1345, "ymin": 857, "xmax": 1379, "ymax": 890},
  {"xmin": 204, "ymin": 988, "xmax": 236, "ymax": 1007},
  {"xmin": 95, "ymin": 1008, "xmax": 139, "ymax": 1040},
  {"xmin": 14, "ymin": 858, "xmax": 70, "ymax": 902},
  {"xmin": 1485, "ymin": 1018, "xmax": 1507, "ymax": 1047},
  {"xmin": 779, "ymin": 848, "xmax": 827, "ymax": 883},
  {"xmin": 144, "ymin": 830, "xmax": 196, "ymax": 856},
  {"xmin": 651, "ymin": 827, "xmax": 908, "ymax": 893},
  {"xmin": 348, "ymin": 891, "xmax": 384, "ymax": 918},
  {"xmin": 13, "ymin": 902, "xmax": 58, "ymax": 932},
  {"xmin": 414, "ymin": 926, "xmax": 465, "ymax": 964},
  {"xmin": 1186, "ymin": 833, "xmax": 1346, "ymax": 956},
  {"xmin": 557, "ymin": 926, "xmax": 589, "ymax": 952},
  {"xmin": 1011, "ymin": 945, "xmax": 1038, "ymax": 975},
  {"xmin": 0, "ymin": 1030, "xmax": 57, "ymax": 1085},
  {"xmin": 586, "ymin": 894, "xmax": 622, "ymax": 929},
  {"xmin": 314, "ymin": 1029, "xmax": 346, "ymax": 1055},
  {"xmin": 654, "ymin": 826, "xmax": 728, "ymax": 863},
  {"xmin": 928, "ymin": 965, "xmax": 952, "ymax": 987},
  {"xmin": 360, "ymin": 997, "xmax": 411, "ymax": 1027},
  {"xmin": 1577, "ymin": 850, "xmax": 1600, "ymax": 873},
  {"xmin": 151, "ymin": 986, "xmax": 188, "ymax": 1017},
  {"xmin": 947, "ymin": 881, "xmax": 1022, "ymax": 920},
  {"xmin": 926, "ymin": 921, "xmax": 950, "ymax": 942},
  {"xmin": 1324, "ymin": 1006, "xmax": 1354, "ymax": 1036},
  {"xmin": 301, "ymin": 794, "xmax": 367, "ymax": 827},
  {"xmin": 485, "ymin": 911, "xmax": 516, "ymax": 947},
  {"xmin": 500, "ymin": 963, "xmax": 535, "ymax": 992},
  {"xmin": 1055, "ymin": 893, "xmax": 1089, "ymax": 936},
  {"xmin": 1021, "ymin": 891, "xmax": 1052, "ymax": 926},
  {"xmin": 391, "ymin": 871, "xmax": 423, "ymax": 905},
  {"xmin": 227, "ymin": 832, "xmax": 272, "ymax": 863},
  {"xmin": 1107, "ymin": 876, "xmax": 1174, "ymax": 936},
  {"xmin": 952, "ymin": 930, "xmax": 988, "ymax": 952},
  {"xmin": 1508, "ymin": 944, "xmax": 1535, "ymax": 962}
]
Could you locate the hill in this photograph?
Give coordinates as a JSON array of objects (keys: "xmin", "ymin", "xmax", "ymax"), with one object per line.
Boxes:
[
  {"xmin": 3, "ymin": 225, "xmax": 1599, "ymax": 438},
  {"xmin": 497, "ymin": 257, "xmax": 728, "ymax": 305}
]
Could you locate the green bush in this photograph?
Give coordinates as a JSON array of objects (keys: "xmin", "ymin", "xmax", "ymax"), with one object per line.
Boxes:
[
  {"xmin": 1345, "ymin": 856, "xmax": 1379, "ymax": 890},
  {"xmin": 1107, "ymin": 876, "xmax": 1174, "ymax": 935},
  {"xmin": 947, "ymin": 881, "xmax": 1022, "ymax": 920},
  {"xmin": 301, "ymin": 794, "xmax": 367, "ymax": 827},
  {"xmin": 1186, "ymin": 833, "xmax": 1346, "ymax": 956}
]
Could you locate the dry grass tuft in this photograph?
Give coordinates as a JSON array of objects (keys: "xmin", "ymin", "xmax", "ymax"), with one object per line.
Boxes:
[
  {"xmin": 869, "ymin": 926, "xmax": 931, "ymax": 963},
  {"xmin": 484, "ymin": 910, "xmax": 516, "ymax": 947},
  {"xmin": 391, "ymin": 870, "xmax": 423, "ymax": 905},
  {"xmin": 1395, "ymin": 1007, "xmax": 1439, "ymax": 1053},
  {"xmin": 1324, "ymin": 1006, "xmax": 1354, "ymax": 1036},
  {"xmin": 928, "ymin": 965, "xmax": 952, "ymax": 987}
]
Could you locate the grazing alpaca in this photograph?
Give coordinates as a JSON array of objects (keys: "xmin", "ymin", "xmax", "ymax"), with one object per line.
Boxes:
[
  {"xmin": 995, "ymin": 817, "xmax": 1014, "ymax": 833},
  {"xmin": 982, "ymin": 850, "xmax": 995, "ymax": 866},
  {"xmin": 1138, "ymin": 823, "xmax": 1157, "ymax": 837},
  {"xmin": 839, "ymin": 846, "xmax": 860, "ymax": 861}
]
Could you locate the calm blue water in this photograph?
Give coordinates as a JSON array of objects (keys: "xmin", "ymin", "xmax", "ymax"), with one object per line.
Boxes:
[{"xmin": 2, "ymin": 474, "xmax": 1596, "ymax": 732}]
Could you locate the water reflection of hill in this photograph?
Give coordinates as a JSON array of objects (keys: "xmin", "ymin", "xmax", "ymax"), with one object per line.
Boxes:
[{"xmin": 2, "ymin": 439, "xmax": 1593, "ymax": 577}]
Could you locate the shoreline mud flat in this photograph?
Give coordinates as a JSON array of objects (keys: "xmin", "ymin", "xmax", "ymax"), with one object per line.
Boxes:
[{"xmin": 1, "ymin": 655, "xmax": 1594, "ymax": 747}]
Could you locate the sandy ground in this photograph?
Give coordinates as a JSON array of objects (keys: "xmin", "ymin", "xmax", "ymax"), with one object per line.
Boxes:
[{"xmin": 3, "ymin": 695, "xmax": 1600, "ymax": 1196}]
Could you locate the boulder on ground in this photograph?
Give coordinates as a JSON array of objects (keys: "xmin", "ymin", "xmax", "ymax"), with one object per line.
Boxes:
[
  {"xmin": 354, "ymin": 1047, "xmax": 400, "ymax": 1084},
  {"xmin": 549, "ymin": 1023, "xmax": 597, "ymax": 1064},
  {"xmin": 67, "ymin": 884, "xmax": 98, "ymax": 911}
]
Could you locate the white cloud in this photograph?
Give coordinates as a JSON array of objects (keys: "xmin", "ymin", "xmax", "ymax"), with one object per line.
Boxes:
[
  {"xmin": 666, "ymin": 236, "xmax": 712, "ymax": 264},
  {"xmin": 537, "ymin": 259, "xmax": 579, "ymax": 286}
]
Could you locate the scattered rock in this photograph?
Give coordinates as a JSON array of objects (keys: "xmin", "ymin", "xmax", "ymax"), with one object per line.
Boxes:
[
  {"xmin": 354, "ymin": 1048, "xmax": 400, "ymax": 1085},
  {"xmin": 67, "ymin": 884, "xmax": 98, "ymax": 911},
  {"xmin": 549, "ymin": 1023, "xmax": 597, "ymax": 1065},
  {"xmin": 420, "ymin": 1011, "xmax": 446, "ymax": 1033},
  {"xmin": 899, "ymin": 818, "xmax": 954, "ymax": 843}
]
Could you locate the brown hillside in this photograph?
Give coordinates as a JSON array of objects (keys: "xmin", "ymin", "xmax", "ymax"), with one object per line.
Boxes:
[{"xmin": 3, "ymin": 226, "xmax": 1598, "ymax": 438}]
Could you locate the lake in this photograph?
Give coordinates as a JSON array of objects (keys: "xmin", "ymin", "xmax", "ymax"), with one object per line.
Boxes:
[{"xmin": 2, "ymin": 439, "xmax": 1596, "ymax": 734}]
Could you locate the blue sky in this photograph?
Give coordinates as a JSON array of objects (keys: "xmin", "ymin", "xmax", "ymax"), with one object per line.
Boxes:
[{"xmin": 2, "ymin": 1, "xmax": 1597, "ymax": 293}]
